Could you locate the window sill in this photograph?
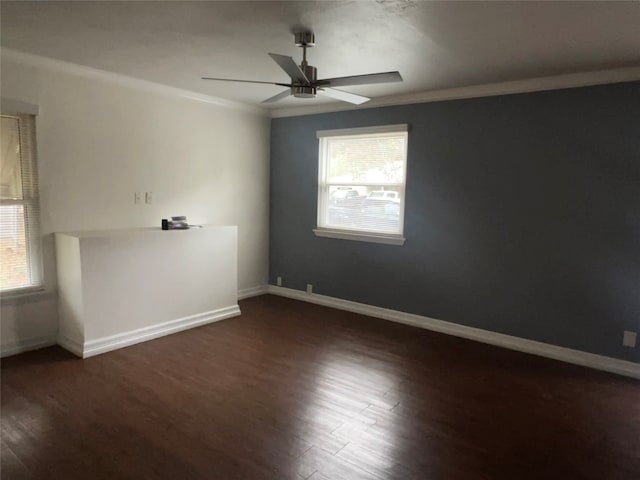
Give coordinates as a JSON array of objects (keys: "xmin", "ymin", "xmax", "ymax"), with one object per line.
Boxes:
[
  {"xmin": 313, "ymin": 228, "xmax": 406, "ymax": 246},
  {"xmin": 0, "ymin": 287, "xmax": 53, "ymax": 304}
]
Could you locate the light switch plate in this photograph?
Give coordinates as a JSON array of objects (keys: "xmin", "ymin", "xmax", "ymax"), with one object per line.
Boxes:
[{"xmin": 145, "ymin": 192, "xmax": 153, "ymax": 204}]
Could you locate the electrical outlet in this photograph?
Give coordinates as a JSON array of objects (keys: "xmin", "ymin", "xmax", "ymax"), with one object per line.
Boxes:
[
  {"xmin": 276, "ymin": 276, "xmax": 282, "ymax": 287},
  {"xmin": 134, "ymin": 192, "xmax": 141, "ymax": 204},
  {"xmin": 306, "ymin": 284, "xmax": 313, "ymax": 294},
  {"xmin": 145, "ymin": 192, "xmax": 153, "ymax": 204},
  {"xmin": 623, "ymin": 331, "xmax": 637, "ymax": 348}
]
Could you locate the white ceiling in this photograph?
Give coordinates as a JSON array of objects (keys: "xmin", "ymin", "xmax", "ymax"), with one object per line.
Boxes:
[{"xmin": 2, "ymin": 1, "xmax": 640, "ymax": 111}]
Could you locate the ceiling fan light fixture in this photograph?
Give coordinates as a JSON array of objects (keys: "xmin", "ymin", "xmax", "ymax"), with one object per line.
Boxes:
[{"xmin": 293, "ymin": 86, "xmax": 317, "ymax": 98}]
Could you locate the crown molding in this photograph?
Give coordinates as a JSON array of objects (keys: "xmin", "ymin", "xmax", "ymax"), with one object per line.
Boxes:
[
  {"xmin": 270, "ymin": 66, "xmax": 640, "ymax": 118},
  {"xmin": 4, "ymin": 47, "xmax": 637, "ymax": 120},
  {"xmin": 0, "ymin": 48, "xmax": 268, "ymax": 116}
]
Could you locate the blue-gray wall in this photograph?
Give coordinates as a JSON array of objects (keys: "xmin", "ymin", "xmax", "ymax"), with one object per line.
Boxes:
[{"xmin": 269, "ymin": 81, "xmax": 640, "ymax": 363}]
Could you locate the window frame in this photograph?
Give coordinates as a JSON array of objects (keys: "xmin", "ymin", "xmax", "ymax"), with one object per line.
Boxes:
[
  {"xmin": 314, "ymin": 124, "xmax": 408, "ymax": 246},
  {"xmin": 0, "ymin": 112, "xmax": 43, "ymax": 296}
]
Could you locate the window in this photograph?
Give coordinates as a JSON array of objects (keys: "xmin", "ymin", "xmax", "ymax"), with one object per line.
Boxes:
[
  {"xmin": 0, "ymin": 114, "xmax": 42, "ymax": 293},
  {"xmin": 314, "ymin": 124, "xmax": 408, "ymax": 245}
]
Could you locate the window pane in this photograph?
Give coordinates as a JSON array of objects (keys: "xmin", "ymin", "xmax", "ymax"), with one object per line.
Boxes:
[
  {"xmin": 327, "ymin": 135, "xmax": 405, "ymax": 184},
  {"xmin": 0, "ymin": 116, "xmax": 23, "ymax": 200},
  {"xmin": 327, "ymin": 186, "xmax": 401, "ymax": 234},
  {"xmin": 0, "ymin": 205, "xmax": 30, "ymax": 290}
]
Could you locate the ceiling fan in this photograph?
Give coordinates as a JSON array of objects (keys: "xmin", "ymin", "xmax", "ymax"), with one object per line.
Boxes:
[{"xmin": 202, "ymin": 32, "xmax": 403, "ymax": 105}]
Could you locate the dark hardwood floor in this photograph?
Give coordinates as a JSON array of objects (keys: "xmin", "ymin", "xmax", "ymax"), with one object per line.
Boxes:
[{"xmin": 2, "ymin": 295, "xmax": 639, "ymax": 479}]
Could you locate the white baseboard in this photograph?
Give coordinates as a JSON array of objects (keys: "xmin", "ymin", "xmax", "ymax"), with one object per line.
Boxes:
[
  {"xmin": 56, "ymin": 334, "xmax": 83, "ymax": 357},
  {"xmin": 59, "ymin": 305, "xmax": 241, "ymax": 358},
  {"xmin": 1, "ymin": 335, "xmax": 57, "ymax": 358},
  {"xmin": 266, "ymin": 285, "xmax": 640, "ymax": 379},
  {"xmin": 238, "ymin": 285, "xmax": 269, "ymax": 300}
]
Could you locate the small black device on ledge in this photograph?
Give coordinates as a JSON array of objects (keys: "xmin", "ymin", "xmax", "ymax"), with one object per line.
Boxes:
[
  {"xmin": 169, "ymin": 216, "xmax": 189, "ymax": 229},
  {"xmin": 161, "ymin": 216, "xmax": 190, "ymax": 230}
]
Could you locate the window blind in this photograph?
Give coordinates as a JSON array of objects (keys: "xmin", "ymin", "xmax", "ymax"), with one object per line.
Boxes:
[{"xmin": 0, "ymin": 114, "xmax": 42, "ymax": 292}]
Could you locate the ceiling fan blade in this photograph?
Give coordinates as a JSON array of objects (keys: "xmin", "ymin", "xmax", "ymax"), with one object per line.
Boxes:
[
  {"xmin": 202, "ymin": 77, "xmax": 292, "ymax": 87},
  {"xmin": 316, "ymin": 71, "xmax": 402, "ymax": 88},
  {"xmin": 268, "ymin": 53, "xmax": 309, "ymax": 85},
  {"xmin": 262, "ymin": 89, "xmax": 292, "ymax": 104},
  {"xmin": 319, "ymin": 88, "xmax": 370, "ymax": 105}
]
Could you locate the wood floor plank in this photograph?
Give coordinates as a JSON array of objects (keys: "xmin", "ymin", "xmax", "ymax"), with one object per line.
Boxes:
[{"xmin": 1, "ymin": 294, "xmax": 639, "ymax": 479}]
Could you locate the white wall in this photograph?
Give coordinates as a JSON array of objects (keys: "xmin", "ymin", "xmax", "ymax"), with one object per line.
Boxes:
[
  {"xmin": 56, "ymin": 227, "xmax": 239, "ymax": 357},
  {"xmin": 0, "ymin": 54, "xmax": 271, "ymax": 355}
]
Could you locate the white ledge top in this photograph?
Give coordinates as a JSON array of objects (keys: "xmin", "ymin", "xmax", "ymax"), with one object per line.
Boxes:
[{"xmin": 56, "ymin": 225, "xmax": 235, "ymax": 238}]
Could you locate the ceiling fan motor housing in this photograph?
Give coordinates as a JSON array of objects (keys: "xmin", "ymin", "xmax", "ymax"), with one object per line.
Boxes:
[
  {"xmin": 292, "ymin": 63, "xmax": 317, "ymax": 98},
  {"xmin": 302, "ymin": 64, "xmax": 317, "ymax": 82}
]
